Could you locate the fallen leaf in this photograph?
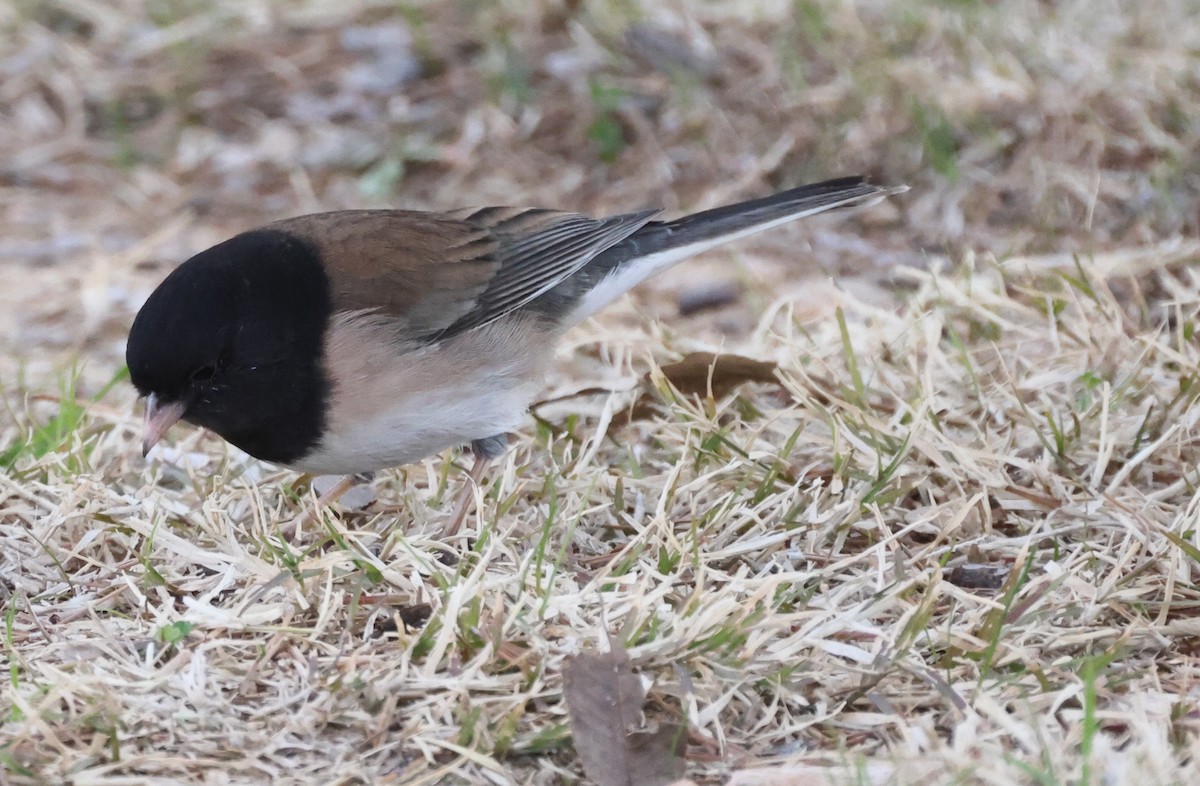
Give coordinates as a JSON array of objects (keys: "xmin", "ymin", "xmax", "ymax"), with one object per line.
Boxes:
[
  {"xmin": 562, "ymin": 644, "xmax": 685, "ymax": 786},
  {"xmin": 396, "ymin": 603, "xmax": 433, "ymax": 630},
  {"xmin": 619, "ymin": 352, "xmax": 780, "ymax": 422},
  {"xmin": 660, "ymin": 352, "xmax": 779, "ymax": 399},
  {"xmin": 946, "ymin": 562, "xmax": 1008, "ymax": 590}
]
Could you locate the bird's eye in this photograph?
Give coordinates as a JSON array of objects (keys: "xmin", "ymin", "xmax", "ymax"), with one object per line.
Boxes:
[{"xmin": 190, "ymin": 364, "xmax": 218, "ymax": 383}]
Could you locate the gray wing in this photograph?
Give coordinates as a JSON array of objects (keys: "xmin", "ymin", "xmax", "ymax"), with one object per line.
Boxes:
[{"xmin": 437, "ymin": 206, "xmax": 659, "ymax": 337}]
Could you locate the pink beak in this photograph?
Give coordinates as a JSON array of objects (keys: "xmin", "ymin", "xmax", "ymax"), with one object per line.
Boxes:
[{"xmin": 142, "ymin": 394, "xmax": 187, "ymax": 457}]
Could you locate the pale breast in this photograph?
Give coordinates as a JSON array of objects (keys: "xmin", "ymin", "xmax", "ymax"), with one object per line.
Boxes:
[{"xmin": 294, "ymin": 312, "xmax": 557, "ymax": 475}]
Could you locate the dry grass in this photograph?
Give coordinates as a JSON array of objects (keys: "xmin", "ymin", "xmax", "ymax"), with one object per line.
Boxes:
[{"xmin": 2, "ymin": 0, "xmax": 1200, "ymax": 784}]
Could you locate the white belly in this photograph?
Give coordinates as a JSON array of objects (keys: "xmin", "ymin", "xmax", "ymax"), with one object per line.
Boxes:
[{"xmin": 294, "ymin": 313, "xmax": 554, "ymax": 476}]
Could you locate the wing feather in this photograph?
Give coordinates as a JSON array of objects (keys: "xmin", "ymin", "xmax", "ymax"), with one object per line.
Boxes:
[{"xmin": 272, "ymin": 206, "xmax": 658, "ymax": 344}]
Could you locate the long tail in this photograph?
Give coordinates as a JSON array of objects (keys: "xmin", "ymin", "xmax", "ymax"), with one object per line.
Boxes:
[{"xmin": 563, "ymin": 176, "xmax": 904, "ymax": 325}]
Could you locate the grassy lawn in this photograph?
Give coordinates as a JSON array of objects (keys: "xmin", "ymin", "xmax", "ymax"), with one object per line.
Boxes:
[{"xmin": 2, "ymin": 0, "xmax": 1199, "ymax": 783}]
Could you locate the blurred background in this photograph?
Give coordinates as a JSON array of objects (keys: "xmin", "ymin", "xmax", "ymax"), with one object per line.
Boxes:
[{"xmin": 0, "ymin": 0, "xmax": 1197, "ymax": 396}]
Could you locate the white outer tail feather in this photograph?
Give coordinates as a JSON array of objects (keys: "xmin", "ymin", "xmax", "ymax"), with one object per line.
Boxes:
[{"xmin": 565, "ymin": 186, "xmax": 902, "ymax": 326}]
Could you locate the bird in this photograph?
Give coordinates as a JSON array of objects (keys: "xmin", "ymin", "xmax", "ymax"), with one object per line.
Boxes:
[{"xmin": 127, "ymin": 176, "xmax": 903, "ymax": 533}]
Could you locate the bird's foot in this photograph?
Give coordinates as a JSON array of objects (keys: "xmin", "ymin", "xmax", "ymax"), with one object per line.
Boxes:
[{"xmin": 443, "ymin": 435, "xmax": 509, "ymax": 536}]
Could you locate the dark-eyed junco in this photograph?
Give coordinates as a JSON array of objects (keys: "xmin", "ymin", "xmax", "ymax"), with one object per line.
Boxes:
[{"xmin": 127, "ymin": 177, "xmax": 902, "ymax": 530}]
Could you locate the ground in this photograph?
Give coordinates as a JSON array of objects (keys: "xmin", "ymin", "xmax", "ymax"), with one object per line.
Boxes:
[{"xmin": 2, "ymin": 0, "xmax": 1200, "ymax": 784}]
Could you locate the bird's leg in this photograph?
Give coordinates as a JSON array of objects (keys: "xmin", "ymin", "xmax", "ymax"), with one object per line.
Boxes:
[
  {"xmin": 444, "ymin": 434, "xmax": 510, "ymax": 536},
  {"xmin": 283, "ymin": 472, "xmax": 373, "ymax": 539}
]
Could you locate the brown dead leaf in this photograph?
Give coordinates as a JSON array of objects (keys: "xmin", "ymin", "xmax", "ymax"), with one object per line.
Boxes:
[
  {"xmin": 946, "ymin": 562, "xmax": 1008, "ymax": 590},
  {"xmin": 562, "ymin": 644, "xmax": 685, "ymax": 786},
  {"xmin": 396, "ymin": 603, "xmax": 433, "ymax": 630},
  {"xmin": 619, "ymin": 351, "xmax": 780, "ymax": 422}
]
